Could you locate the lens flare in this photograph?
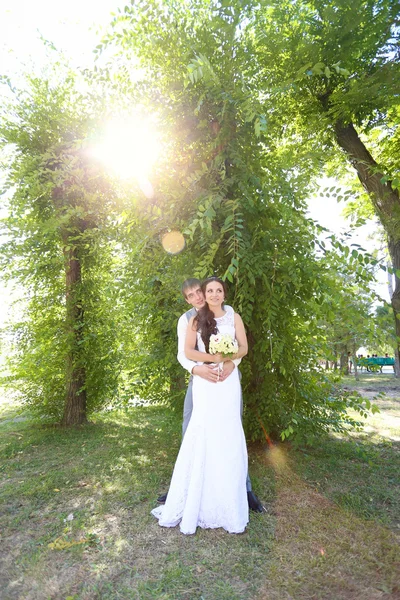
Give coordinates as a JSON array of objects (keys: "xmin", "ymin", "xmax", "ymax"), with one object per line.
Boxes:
[
  {"xmin": 91, "ymin": 115, "xmax": 160, "ymax": 184},
  {"xmin": 161, "ymin": 231, "xmax": 185, "ymax": 254},
  {"xmin": 267, "ymin": 445, "xmax": 288, "ymax": 471}
]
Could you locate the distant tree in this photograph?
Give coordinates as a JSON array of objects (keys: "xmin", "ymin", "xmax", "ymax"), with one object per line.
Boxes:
[
  {"xmin": 374, "ymin": 303, "xmax": 397, "ymax": 356},
  {"xmin": 313, "ymin": 226, "xmax": 380, "ymax": 379}
]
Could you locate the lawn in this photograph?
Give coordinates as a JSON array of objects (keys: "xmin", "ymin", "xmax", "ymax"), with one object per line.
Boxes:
[{"xmin": 0, "ymin": 377, "xmax": 399, "ymax": 600}]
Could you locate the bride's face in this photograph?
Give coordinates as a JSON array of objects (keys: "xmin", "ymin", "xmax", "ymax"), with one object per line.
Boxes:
[{"xmin": 205, "ymin": 281, "xmax": 225, "ymax": 308}]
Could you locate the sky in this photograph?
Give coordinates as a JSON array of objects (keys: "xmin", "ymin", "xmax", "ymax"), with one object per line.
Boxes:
[
  {"xmin": 0, "ymin": 0, "xmax": 123, "ymax": 74},
  {"xmin": 0, "ymin": 0, "xmax": 391, "ymax": 328},
  {"xmin": 307, "ymin": 186, "xmax": 390, "ymax": 301}
]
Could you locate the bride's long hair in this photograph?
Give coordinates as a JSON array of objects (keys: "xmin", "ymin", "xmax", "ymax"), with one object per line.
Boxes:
[{"xmin": 194, "ymin": 276, "xmax": 228, "ymax": 352}]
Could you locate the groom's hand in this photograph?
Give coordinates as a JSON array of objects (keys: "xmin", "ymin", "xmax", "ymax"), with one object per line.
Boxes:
[
  {"xmin": 219, "ymin": 360, "xmax": 235, "ymax": 381},
  {"xmin": 192, "ymin": 364, "xmax": 219, "ymax": 383}
]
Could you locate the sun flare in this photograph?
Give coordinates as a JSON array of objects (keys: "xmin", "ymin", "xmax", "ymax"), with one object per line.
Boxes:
[{"xmin": 91, "ymin": 115, "xmax": 160, "ymax": 193}]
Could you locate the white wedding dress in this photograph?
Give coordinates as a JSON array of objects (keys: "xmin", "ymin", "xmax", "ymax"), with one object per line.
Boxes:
[{"xmin": 152, "ymin": 306, "xmax": 249, "ymax": 535}]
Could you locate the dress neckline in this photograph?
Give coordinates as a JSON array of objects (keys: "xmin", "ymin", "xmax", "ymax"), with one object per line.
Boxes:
[{"xmin": 214, "ymin": 310, "xmax": 227, "ymax": 320}]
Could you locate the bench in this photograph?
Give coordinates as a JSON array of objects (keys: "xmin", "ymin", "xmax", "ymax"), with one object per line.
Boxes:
[{"xmin": 356, "ymin": 357, "xmax": 395, "ymax": 373}]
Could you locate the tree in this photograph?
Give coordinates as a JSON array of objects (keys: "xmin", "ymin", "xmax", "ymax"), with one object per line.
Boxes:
[
  {"xmin": 247, "ymin": 0, "xmax": 400, "ymax": 374},
  {"xmin": 309, "ymin": 222, "xmax": 382, "ymax": 379},
  {"xmin": 100, "ymin": 0, "xmax": 374, "ymax": 440},
  {"xmin": 0, "ymin": 73, "xmax": 124, "ymax": 424},
  {"xmin": 374, "ymin": 303, "xmax": 397, "ymax": 356},
  {"xmin": 1, "ymin": 2, "xmax": 383, "ymax": 439}
]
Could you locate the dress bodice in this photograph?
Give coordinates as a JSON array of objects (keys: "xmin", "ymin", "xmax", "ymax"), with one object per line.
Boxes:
[{"xmin": 196, "ymin": 305, "xmax": 236, "ymax": 354}]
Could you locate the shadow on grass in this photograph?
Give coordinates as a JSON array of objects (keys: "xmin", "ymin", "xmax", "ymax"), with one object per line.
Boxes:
[
  {"xmin": 285, "ymin": 433, "xmax": 400, "ymax": 528},
  {"xmin": 0, "ymin": 405, "xmax": 275, "ymax": 600},
  {"xmin": 341, "ymin": 373, "xmax": 400, "ymax": 391},
  {"xmin": 256, "ymin": 444, "xmax": 400, "ymax": 600}
]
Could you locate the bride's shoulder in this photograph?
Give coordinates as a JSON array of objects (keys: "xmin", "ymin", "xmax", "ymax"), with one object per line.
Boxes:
[{"xmin": 224, "ymin": 305, "xmax": 242, "ymax": 322}]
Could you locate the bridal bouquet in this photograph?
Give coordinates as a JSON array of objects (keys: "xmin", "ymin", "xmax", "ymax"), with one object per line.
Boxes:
[{"xmin": 209, "ymin": 333, "xmax": 238, "ymax": 358}]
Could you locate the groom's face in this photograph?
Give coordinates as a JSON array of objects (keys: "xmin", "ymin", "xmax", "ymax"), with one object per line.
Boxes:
[{"xmin": 184, "ymin": 285, "xmax": 205, "ymax": 310}]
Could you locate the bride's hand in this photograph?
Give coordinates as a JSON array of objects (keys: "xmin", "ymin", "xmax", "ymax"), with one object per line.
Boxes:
[
  {"xmin": 222, "ymin": 354, "xmax": 237, "ymax": 362},
  {"xmin": 211, "ymin": 353, "xmax": 224, "ymax": 363}
]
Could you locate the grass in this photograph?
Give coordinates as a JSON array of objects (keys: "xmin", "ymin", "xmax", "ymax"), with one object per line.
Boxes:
[
  {"xmin": 341, "ymin": 372, "xmax": 399, "ymax": 391},
  {"xmin": 0, "ymin": 377, "xmax": 399, "ymax": 600}
]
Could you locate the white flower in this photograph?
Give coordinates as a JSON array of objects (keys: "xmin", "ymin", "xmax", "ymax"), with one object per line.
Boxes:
[{"xmin": 209, "ymin": 333, "xmax": 238, "ymax": 356}]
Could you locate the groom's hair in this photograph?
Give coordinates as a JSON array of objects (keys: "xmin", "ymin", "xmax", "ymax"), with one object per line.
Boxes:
[{"xmin": 181, "ymin": 278, "xmax": 201, "ymax": 298}]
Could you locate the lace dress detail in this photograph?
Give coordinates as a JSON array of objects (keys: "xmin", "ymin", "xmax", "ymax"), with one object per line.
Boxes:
[
  {"xmin": 213, "ymin": 305, "xmax": 234, "ymax": 327},
  {"xmin": 151, "ymin": 306, "xmax": 249, "ymax": 535}
]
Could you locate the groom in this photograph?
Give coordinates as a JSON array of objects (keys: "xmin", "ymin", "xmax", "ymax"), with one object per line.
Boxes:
[{"xmin": 158, "ymin": 277, "xmax": 263, "ymax": 513}]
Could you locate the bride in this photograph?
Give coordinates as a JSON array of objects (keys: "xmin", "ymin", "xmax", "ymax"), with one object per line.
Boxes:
[{"xmin": 151, "ymin": 276, "xmax": 249, "ymax": 534}]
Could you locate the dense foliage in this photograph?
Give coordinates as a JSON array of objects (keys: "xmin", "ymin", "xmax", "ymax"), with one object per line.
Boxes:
[
  {"xmin": 0, "ymin": 74, "xmax": 127, "ymax": 421},
  {"xmin": 1, "ymin": 0, "xmax": 396, "ymax": 439},
  {"xmin": 243, "ymin": 0, "xmax": 400, "ymax": 371},
  {"xmin": 99, "ymin": 0, "xmax": 382, "ymax": 439}
]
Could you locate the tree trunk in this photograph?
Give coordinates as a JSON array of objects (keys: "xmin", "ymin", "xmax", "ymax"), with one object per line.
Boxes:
[
  {"xmin": 169, "ymin": 370, "xmax": 186, "ymax": 408},
  {"xmin": 388, "ymin": 237, "xmax": 400, "ymax": 377},
  {"xmin": 333, "ymin": 120, "xmax": 400, "ymax": 377},
  {"xmin": 61, "ymin": 241, "xmax": 88, "ymax": 425},
  {"xmin": 387, "ymin": 258, "xmax": 394, "ymax": 299},
  {"xmin": 352, "ymin": 344, "xmax": 359, "ymax": 381},
  {"xmin": 339, "ymin": 347, "xmax": 348, "ymax": 374}
]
